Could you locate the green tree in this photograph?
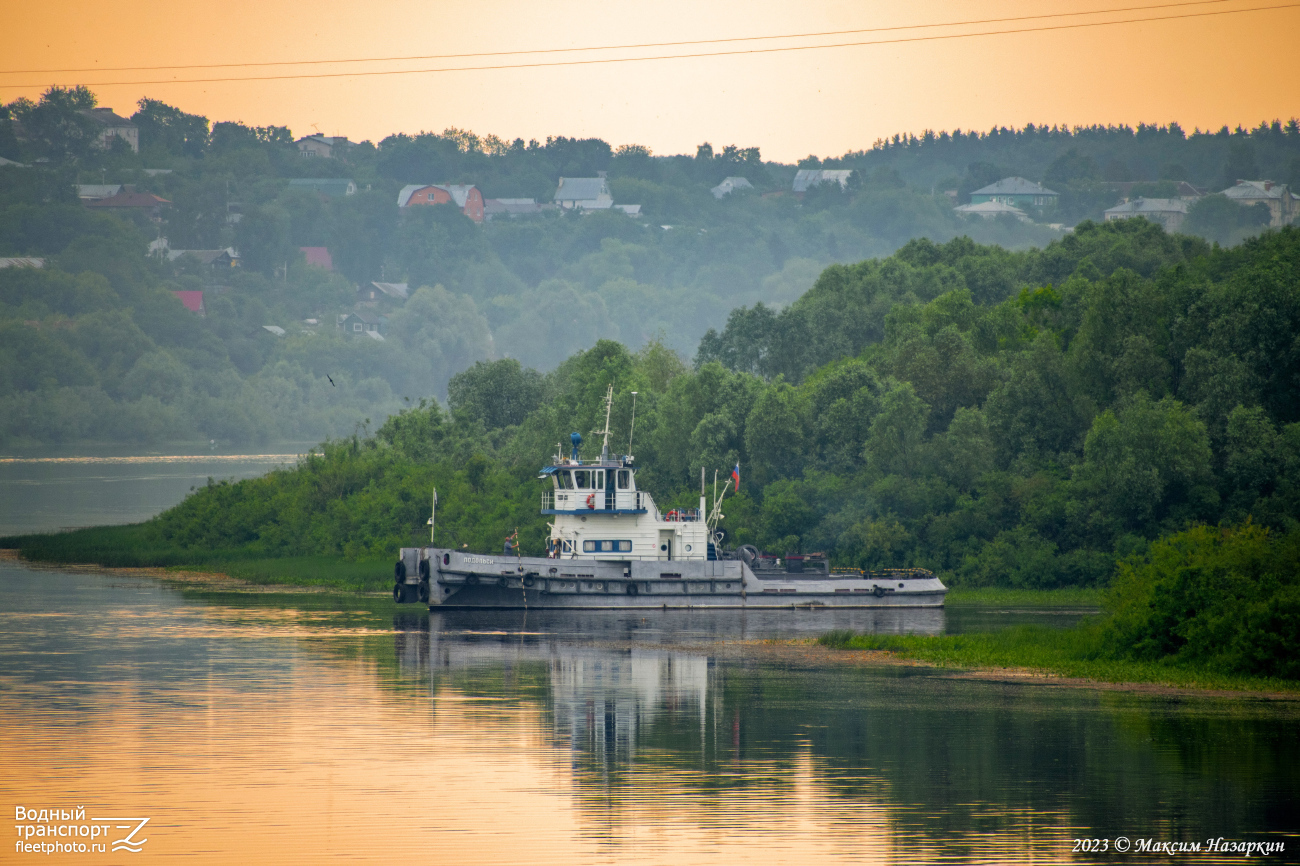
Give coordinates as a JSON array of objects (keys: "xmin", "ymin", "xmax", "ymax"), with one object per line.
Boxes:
[
  {"xmin": 448, "ymin": 359, "xmax": 544, "ymax": 429},
  {"xmin": 10, "ymin": 86, "xmax": 99, "ymax": 161},
  {"xmin": 863, "ymin": 382, "xmax": 929, "ymax": 477}
]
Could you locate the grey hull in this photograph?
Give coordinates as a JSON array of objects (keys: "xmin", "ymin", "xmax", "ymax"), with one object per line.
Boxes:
[{"xmin": 400, "ymin": 547, "xmax": 948, "ymax": 610}]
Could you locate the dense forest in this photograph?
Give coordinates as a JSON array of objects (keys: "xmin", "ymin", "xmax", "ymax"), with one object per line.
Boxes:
[{"xmin": 3, "ymin": 87, "xmax": 1298, "ymax": 447}]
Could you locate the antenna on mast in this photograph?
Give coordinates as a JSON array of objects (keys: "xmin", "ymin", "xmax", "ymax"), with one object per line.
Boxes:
[{"xmin": 626, "ymin": 392, "xmax": 638, "ymax": 458}]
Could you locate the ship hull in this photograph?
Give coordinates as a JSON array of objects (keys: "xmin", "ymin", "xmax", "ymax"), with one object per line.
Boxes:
[{"xmin": 399, "ymin": 548, "xmax": 948, "ymax": 610}]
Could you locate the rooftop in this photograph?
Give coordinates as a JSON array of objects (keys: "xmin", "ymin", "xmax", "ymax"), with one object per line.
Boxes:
[
  {"xmin": 792, "ymin": 169, "xmax": 852, "ymax": 193},
  {"xmin": 971, "ymin": 177, "xmax": 1058, "ymax": 197},
  {"xmin": 1222, "ymin": 180, "xmax": 1293, "ymax": 200},
  {"xmin": 80, "ymin": 107, "xmax": 136, "ymax": 128},
  {"xmin": 1104, "ymin": 197, "xmax": 1189, "ymax": 215},
  {"xmin": 554, "ymin": 177, "xmax": 611, "ymax": 202}
]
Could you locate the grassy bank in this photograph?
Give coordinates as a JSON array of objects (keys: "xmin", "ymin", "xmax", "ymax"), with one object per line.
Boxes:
[
  {"xmin": 1, "ymin": 523, "xmax": 394, "ymax": 593},
  {"xmin": 817, "ymin": 626, "xmax": 1300, "ymax": 694},
  {"xmin": 943, "ymin": 586, "xmax": 1102, "ymax": 608}
]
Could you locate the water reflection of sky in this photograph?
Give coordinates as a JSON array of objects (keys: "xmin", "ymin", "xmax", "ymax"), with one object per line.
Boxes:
[
  {"xmin": 0, "ymin": 454, "xmax": 300, "ymax": 536},
  {"xmin": 1, "ymin": 562, "xmax": 1296, "ymax": 864}
]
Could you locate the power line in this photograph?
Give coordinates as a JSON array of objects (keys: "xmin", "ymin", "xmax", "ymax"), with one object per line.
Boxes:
[
  {"xmin": 1, "ymin": 2, "xmax": 1296, "ymax": 89},
  {"xmin": 0, "ymin": 0, "xmax": 1245, "ymax": 75}
]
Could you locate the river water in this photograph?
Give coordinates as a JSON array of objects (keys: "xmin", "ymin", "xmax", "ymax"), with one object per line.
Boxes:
[{"xmin": 1, "ymin": 457, "xmax": 1297, "ymax": 863}]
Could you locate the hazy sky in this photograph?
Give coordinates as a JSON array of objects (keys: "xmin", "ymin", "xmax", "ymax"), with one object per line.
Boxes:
[{"xmin": 3, "ymin": 0, "xmax": 1298, "ymax": 161}]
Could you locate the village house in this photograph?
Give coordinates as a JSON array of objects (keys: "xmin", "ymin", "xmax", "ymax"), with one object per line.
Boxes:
[
  {"xmin": 338, "ymin": 310, "xmax": 388, "ymax": 339},
  {"xmin": 554, "ymin": 177, "xmax": 613, "ymax": 209},
  {"xmin": 295, "ymin": 135, "xmax": 353, "ymax": 159},
  {"xmin": 792, "ymin": 169, "xmax": 853, "ymax": 193},
  {"xmin": 397, "ymin": 184, "xmax": 485, "ymax": 222},
  {"xmin": 953, "ymin": 200, "xmax": 1029, "ymax": 221},
  {"xmin": 300, "ymin": 247, "xmax": 333, "ymax": 270},
  {"xmin": 171, "ymin": 290, "xmax": 205, "ymax": 315},
  {"xmin": 166, "ymin": 248, "xmax": 239, "ymax": 269},
  {"xmin": 0, "ymin": 257, "xmax": 44, "ymax": 269},
  {"xmin": 357, "ymin": 282, "xmax": 409, "ymax": 304},
  {"xmin": 970, "ymin": 177, "xmax": 1058, "ymax": 209},
  {"xmin": 288, "ymin": 178, "xmax": 356, "ymax": 198},
  {"xmin": 85, "ymin": 187, "xmax": 170, "ymax": 218},
  {"xmin": 1103, "ymin": 181, "xmax": 1204, "ymax": 202},
  {"xmin": 1104, "ymin": 198, "xmax": 1190, "ymax": 232},
  {"xmin": 76, "ymin": 184, "xmax": 122, "ymax": 202},
  {"xmin": 711, "ymin": 177, "xmax": 753, "ymax": 199},
  {"xmin": 484, "ymin": 198, "xmax": 547, "ymax": 220},
  {"xmin": 79, "ymin": 108, "xmax": 138, "ymax": 152},
  {"xmin": 1220, "ymin": 180, "xmax": 1299, "ymax": 227}
]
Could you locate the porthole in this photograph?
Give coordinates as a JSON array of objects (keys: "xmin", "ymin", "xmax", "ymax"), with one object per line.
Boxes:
[{"xmin": 685, "ymin": 544, "xmax": 692, "ymax": 552}]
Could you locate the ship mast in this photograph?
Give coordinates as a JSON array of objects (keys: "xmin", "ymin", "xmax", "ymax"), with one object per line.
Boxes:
[{"xmin": 594, "ymin": 384, "xmax": 614, "ymax": 461}]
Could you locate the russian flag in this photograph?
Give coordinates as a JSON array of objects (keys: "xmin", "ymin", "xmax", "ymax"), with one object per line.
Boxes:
[{"xmin": 731, "ymin": 463, "xmax": 740, "ymax": 492}]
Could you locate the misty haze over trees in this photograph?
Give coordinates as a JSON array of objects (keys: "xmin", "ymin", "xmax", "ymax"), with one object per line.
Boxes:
[{"xmin": 1, "ymin": 86, "xmax": 1299, "ymax": 449}]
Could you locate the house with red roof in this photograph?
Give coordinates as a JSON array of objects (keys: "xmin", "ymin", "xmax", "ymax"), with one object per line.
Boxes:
[
  {"xmin": 172, "ymin": 291, "xmax": 205, "ymax": 315},
  {"xmin": 397, "ymin": 184, "xmax": 485, "ymax": 223},
  {"xmin": 300, "ymin": 247, "xmax": 333, "ymax": 270}
]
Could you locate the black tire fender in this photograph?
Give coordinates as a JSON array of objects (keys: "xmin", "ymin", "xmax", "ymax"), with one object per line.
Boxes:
[
  {"xmin": 392, "ymin": 583, "xmax": 404, "ymax": 603},
  {"xmin": 418, "ymin": 559, "xmax": 430, "ymax": 579},
  {"xmin": 394, "ymin": 560, "xmax": 407, "ymax": 581},
  {"xmin": 626, "ymin": 582, "xmax": 639, "ymax": 596},
  {"xmin": 417, "ymin": 580, "xmax": 430, "ymax": 603},
  {"xmin": 873, "ymin": 584, "xmax": 885, "ymax": 598}
]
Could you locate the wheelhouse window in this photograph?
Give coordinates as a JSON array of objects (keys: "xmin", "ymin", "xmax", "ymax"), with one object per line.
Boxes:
[
  {"xmin": 574, "ymin": 470, "xmax": 590, "ymax": 488},
  {"xmin": 556, "ymin": 470, "xmax": 574, "ymax": 490},
  {"xmin": 617, "ymin": 470, "xmax": 631, "ymax": 489},
  {"xmin": 582, "ymin": 540, "xmax": 632, "ymax": 553}
]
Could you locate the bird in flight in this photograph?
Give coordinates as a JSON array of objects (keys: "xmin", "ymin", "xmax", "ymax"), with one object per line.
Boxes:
[{"xmin": 327, "ymin": 375, "xmax": 336, "ymax": 386}]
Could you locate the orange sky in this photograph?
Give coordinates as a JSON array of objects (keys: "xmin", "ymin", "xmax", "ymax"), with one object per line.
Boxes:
[{"xmin": 2, "ymin": 0, "xmax": 1298, "ymax": 161}]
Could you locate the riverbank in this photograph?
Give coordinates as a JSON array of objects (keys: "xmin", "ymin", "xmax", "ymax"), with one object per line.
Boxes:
[
  {"xmin": 4, "ymin": 547, "xmax": 1296, "ymax": 697},
  {"xmin": 0, "ymin": 549, "xmax": 392, "ymax": 595},
  {"xmin": 814, "ymin": 627, "xmax": 1300, "ymax": 696}
]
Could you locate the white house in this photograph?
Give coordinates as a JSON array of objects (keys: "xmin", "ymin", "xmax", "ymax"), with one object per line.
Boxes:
[
  {"xmin": 1104, "ymin": 198, "xmax": 1190, "ymax": 232},
  {"xmin": 711, "ymin": 177, "xmax": 753, "ymax": 199},
  {"xmin": 554, "ymin": 177, "xmax": 613, "ymax": 209},
  {"xmin": 792, "ymin": 169, "xmax": 852, "ymax": 193}
]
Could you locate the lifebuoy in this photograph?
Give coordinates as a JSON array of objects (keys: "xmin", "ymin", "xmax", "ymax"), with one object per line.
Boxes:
[
  {"xmin": 666, "ymin": 510, "xmax": 677, "ymax": 521},
  {"xmin": 586, "ymin": 493, "xmax": 596, "ymax": 509}
]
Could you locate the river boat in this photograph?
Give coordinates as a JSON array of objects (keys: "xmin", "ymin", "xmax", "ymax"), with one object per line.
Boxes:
[{"xmin": 394, "ymin": 387, "xmax": 947, "ymax": 610}]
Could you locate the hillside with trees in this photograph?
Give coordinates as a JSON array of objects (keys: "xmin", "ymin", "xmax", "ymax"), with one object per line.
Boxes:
[
  {"xmin": 17, "ymin": 223, "xmax": 1300, "ymax": 602},
  {"xmin": 2, "ymin": 86, "xmax": 1298, "ymax": 449}
]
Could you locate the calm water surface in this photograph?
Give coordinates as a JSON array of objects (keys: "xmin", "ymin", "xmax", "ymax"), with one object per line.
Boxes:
[
  {"xmin": 0, "ymin": 452, "xmax": 304, "ymax": 537},
  {"xmin": 1, "ymin": 561, "xmax": 1296, "ymax": 864},
  {"xmin": 1, "ymin": 460, "xmax": 1297, "ymax": 862}
]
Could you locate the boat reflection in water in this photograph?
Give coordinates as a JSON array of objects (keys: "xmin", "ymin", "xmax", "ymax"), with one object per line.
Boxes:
[
  {"xmin": 3, "ymin": 561, "xmax": 1295, "ymax": 865},
  {"xmin": 390, "ymin": 609, "xmax": 1298, "ymax": 865}
]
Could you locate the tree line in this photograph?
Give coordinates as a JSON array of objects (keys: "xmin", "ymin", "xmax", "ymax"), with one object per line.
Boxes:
[{"xmin": 52, "ymin": 221, "xmax": 1294, "ymax": 598}]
